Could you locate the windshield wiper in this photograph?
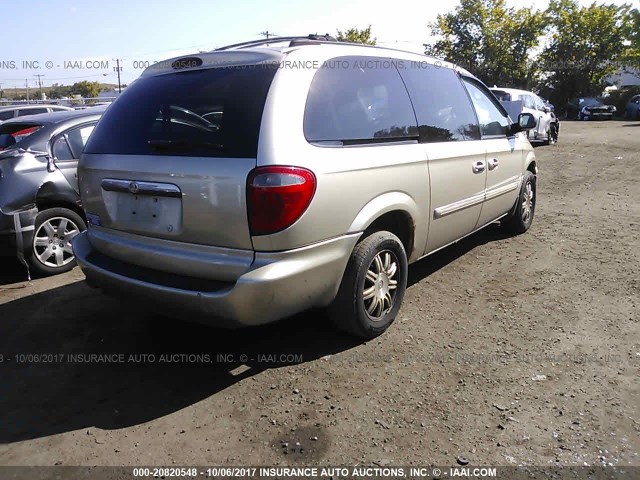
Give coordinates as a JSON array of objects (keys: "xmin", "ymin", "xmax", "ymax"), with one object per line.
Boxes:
[{"xmin": 147, "ymin": 139, "xmax": 224, "ymax": 151}]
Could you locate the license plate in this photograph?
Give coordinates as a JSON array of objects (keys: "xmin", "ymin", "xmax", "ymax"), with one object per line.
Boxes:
[{"xmin": 109, "ymin": 192, "xmax": 182, "ymax": 235}]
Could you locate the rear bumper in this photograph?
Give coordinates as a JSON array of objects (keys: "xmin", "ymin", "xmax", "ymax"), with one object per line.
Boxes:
[{"xmin": 73, "ymin": 231, "xmax": 360, "ymax": 327}]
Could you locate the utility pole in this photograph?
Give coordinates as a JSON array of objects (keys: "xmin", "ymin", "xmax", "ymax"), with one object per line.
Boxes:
[
  {"xmin": 25, "ymin": 79, "xmax": 29, "ymax": 102},
  {"xmin": 112, "ymin": 58, "xmax": 123, "ymax": 94},
  {"xmin": 33, "ymin": 74, "xmax": 44, "ymax": 100},
  {"xmin": 259, "ymin": 31, "xmax": 277, "ymax": 39}
]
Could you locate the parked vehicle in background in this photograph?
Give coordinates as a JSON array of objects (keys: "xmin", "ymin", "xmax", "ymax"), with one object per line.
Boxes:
[
  {"xmin": 541, "ymin": 98, "xmax": 555, "ymax": 113},
  {"xmin": 0, "ymin": 104, "xmax": 74, "ymax": 124},
  {"xmin": 490, "ymin": 87, "xmax": 559, "ymax": 145},
  {"xmin": 73, "ymin": 36, "xmax": 539, "ymax": 339},
  {"xmin": 624, "ymin": 94, "xmax": 640, "ymax": 120},
  {"xmin": 566, "ymin": 97, "xmax": 616, "ymax": 120},
  {"xmin": 0, "ymin": 107, "xmax": 105, "ymax": 275}
]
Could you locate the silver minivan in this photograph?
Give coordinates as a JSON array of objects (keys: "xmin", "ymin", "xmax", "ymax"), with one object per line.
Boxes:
[{"xmin": 74, "ymin": 37, "xmax": 538, "ymax": 338}]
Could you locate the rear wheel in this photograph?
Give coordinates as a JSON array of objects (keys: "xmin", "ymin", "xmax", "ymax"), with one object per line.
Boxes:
[
  {"xmin": 28, "ymin": 207, "xmax": 86, "ymax": 276},
  {"xmin": 328, "ymin": 231, "xmax": 408, "ymax": 339}
]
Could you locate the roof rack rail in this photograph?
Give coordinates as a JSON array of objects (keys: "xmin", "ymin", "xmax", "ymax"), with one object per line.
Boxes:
[{"xmin": 214, "ymin": 34, "xmax": 338, "ymax": 51}]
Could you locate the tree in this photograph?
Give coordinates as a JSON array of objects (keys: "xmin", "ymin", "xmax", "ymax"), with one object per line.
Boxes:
[
  {"xmin": 48, "ymin": 83, "xmax": 72, "ymax": 99},
  {"xmin": 71, "ymin": 80, "xmax": 102, "ymax": 98},
  {"xmin": 424, "ymin": 0, "xmax": 544, "ymax": 88},
  {"xmin": 620, "ymin": 7, "xmax": 640, "ymax": 72},
  {"xmin": 336, "ymin": 25, "xmax": 376, "ymax": 45},
  {"xmin": 540, "ymin": 0, "xmax": 632, "ymax": 108}
]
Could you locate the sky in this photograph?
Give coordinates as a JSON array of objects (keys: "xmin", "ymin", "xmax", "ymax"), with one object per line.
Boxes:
[{"xmin": 0, "ymin": 0, "xmax": 636, "ymax": 92}]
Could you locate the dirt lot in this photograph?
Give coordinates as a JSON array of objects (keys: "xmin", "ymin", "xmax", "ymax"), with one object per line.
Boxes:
[{"xmin": 0, "ymin": 120, "xmax": 638, "ymax": 469}]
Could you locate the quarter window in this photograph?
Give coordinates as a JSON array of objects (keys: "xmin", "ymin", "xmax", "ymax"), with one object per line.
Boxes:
[
  {"xmin": 462, "ymin": 79, "xmax": 510, "ymax": 137},
  {"xmin": 400, "ymin": 64, "xmax": 480, "ymax": 142},
  {"xmin": 0, "ymin": 110, "xmax": 15, "ymax": 121},
  {"xmin": 304, "ymin": 56, "xmax": 418, "ymax": 144}
]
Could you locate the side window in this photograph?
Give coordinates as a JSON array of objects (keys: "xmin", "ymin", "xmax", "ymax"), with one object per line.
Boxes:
[
  {"xmin": 52, "ymin": 124, "xmax": 96, "ymax": 160},
  {"xmin": 304, "ymin": 56, "xmax": 418, "ymax": 144},
  {"xmin": 52, "ymin": 136, "xmax": 74, "ymax": 161},
  {"xmin": 462, "ymin": 79, "xmax": 510, "ymax": 137},
  {"xmin": 17, "ymin": 108, "xmax": 47, "ymax": 116},
  {"xmin": 533, "ymin": 95, "xmax": 545, "ymax": 111},
  {"xmin": 66, "ymin": 124, "xmax": 96, "ymax": 157},
  {"xmin": 0, "ymin": 110, "xmax": 15, "ymax": 121},
  {"xmin": 399, "ymin": 64, "xmax": 480, "ymax": 142},
  {"xmin": 521, "ymin": 95, "xmax": 535, "ymax": 109}
]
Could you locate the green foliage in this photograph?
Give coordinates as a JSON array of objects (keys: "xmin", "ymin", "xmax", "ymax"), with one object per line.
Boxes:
[
  {"xmin": 424, "ymin": 0, "xmax": 544, "ymax": 88},
  {"xmin": 540, "ymin": 0, "xmax": 632, "ymax": 108},
  {"xmin": 48, "ymin": 83, "xmax": 73, "ymax": 99},
  {"xmin": 336, "ymin": 25, "xmax": 376, "ymax": 45},
  {"xmin": 71, "ymin": 80, "xmax": 102, "ymax": 98},
  {"xmin": 620, "ymin": 7, "xmax": 640, "ymax": 71}
]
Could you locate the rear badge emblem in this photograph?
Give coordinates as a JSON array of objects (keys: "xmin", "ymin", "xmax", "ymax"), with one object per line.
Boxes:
[{"xmin": 129, "ymin": 182, "xmax": 139, "ymax": 194}]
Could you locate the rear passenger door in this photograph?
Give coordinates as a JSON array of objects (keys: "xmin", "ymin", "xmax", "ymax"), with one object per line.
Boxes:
[
  {"xmin": 462, "ymin": 78, "xmax": 521, "ymax": 227},
  {"xmin": 50, "ymin": 123, "xmax": 96, "ymax": 192},
  {"xmin": 399, "ymin": 64, "xmax": 485, "ymax": 254}
]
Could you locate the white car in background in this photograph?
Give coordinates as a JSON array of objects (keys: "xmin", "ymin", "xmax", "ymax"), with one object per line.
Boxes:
[{"xmin": 490, "ymin": 87, "xmax": 559, "ymax": 145}]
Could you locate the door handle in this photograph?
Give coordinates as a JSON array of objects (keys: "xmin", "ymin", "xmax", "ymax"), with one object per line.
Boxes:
[
  {"xmin": 487, "ymin": 158, "xmax": 499, "ymax": 170},
  {"xmin": 472, "ymin": 161, "xmax": 486, "ymax": 173}
]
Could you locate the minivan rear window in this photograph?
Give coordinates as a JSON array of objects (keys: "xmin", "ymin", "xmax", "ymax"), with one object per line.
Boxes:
[{"xmin": 84, "ymin": 66, "xmax": 277, "ymax": 158}]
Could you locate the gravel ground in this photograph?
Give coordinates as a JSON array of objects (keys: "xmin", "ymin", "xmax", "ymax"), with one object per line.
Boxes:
[{"xmin": 0, "ymin": 120, "xmax": 638, "ymax": 469}]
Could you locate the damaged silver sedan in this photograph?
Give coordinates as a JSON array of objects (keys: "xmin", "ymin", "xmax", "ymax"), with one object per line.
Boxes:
[{"xmin": 0, "ymin": 107, "xmax": 105, "ymax": 276}]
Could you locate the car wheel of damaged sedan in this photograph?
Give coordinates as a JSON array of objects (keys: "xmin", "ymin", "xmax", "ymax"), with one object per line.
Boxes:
[{"xmin": 29, "ymin": 207, "xmax": 86, "ymax": 276}]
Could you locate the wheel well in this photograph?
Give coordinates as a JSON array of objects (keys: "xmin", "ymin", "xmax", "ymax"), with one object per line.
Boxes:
[
  {"xmin": 35, "ymin": 200, "xmax": 86, "ymax": 223},
  {"xmin": 527, "ymin": 161, "xmax": 537, "ymax": 176},
  {"xmin": 362, "ymin": 211, "xmax": 414, "ymax": 258}
]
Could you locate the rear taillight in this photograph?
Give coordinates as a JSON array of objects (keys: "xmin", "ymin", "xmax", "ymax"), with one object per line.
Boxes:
[{"xmin": 247, "ymin": 166, "xmax": 316, "ymax": 236}]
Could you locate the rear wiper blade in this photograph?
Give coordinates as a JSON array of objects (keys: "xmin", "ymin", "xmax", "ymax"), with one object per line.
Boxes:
[{"xmin": 147, "ymin": 139, "xmax": 224, "ymax": 150}]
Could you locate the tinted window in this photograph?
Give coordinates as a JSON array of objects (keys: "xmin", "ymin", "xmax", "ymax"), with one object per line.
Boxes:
[
  {"xmin": 462, "ymin": 79, "xmax": 510, "ymax": 137},
  {"xmin": 0, "ymin": 110, "xmax": 15, "ymax": 121},
  {"xmin": 400, "ymin": 64, "xmax": 480, "ymax": 142},
  {"xmin": 65, "ymin": 124, "xmax": 96, "ymax": 157},
  {"xmin": 579, "ymin": 98, "xmax": 602, "ymax": 107},
  {"xmin": 491, "ymin": 90, "xmax": 512, "ymax": 102},
  {"xmin": 17, "ymin": 108, "xmax": 47, "ymax": 116},
  {"xmin": 304, "ymin": 56, "xmax": 418, "ymax": 144},
  {"xmin": 85, "ymin": 66, "xmax": 277, "ymax": 158},
  {"xmin": 52, "ymin": 136, "xmax": 74, "ymax": 161}
]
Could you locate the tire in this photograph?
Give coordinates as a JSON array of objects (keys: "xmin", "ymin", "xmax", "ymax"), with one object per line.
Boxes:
[
  {"xmin": 545, "ymin": 122, "xmax": 558, "ymax": 145},
  {"xmin": 542, "ymin": 127, "xmax": 552, "ymax": 145},
  {"xmin": 501, "ymin": 171, "xmax": 536, "ymax": 235},
  {"xmin": 328, "ymin": 231, "xmax": 408, "ymax": 339},
  {"xmin": 28, "ymin": 207, "xmax": 86, "ymax": 276}
]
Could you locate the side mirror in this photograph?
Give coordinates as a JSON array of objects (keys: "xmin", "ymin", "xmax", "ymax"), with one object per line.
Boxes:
[
  {"xmin": 543, "ymin": 106, "xmax": 551, "ymax": 113},
  {"xmin": 509, "ymin": 113, "xmax": 536, "ymax": 135}
]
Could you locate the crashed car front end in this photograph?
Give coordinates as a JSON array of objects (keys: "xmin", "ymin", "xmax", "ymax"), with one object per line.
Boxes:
[
  {"xmin": 0, "ymin": 145, "xmax": 52, "ymax": 274},
  {"xmin": 580, "ymin": 104, "xmax": 616, "ymax": 120}
]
